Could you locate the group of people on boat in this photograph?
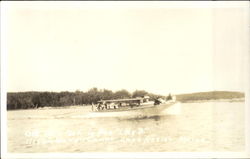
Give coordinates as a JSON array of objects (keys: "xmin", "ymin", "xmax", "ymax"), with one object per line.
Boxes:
[
  {"xmin": 92, "ymin": 102, "xmax": 119, "ymax": 111},
  {"xmin": 91, "ymin": 95, "xmax": 176, "ymax": 112},
  {"xmin": 92, "ymin": 100, "xmax": 160, "ymax": 112}
]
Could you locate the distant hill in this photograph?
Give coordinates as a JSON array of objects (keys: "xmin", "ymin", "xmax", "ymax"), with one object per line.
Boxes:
[{"xmin": 176, "ymin": 91, "xmax": 244, "ymax": 102}]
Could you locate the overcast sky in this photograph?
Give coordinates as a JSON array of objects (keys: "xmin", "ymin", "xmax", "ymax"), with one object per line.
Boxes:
[{"xmin": 4, "ymin": 2, "xmax": 249, "ymax": 95}]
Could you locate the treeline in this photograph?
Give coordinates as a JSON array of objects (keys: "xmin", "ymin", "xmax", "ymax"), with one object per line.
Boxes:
[
  {"xmin": 176, "ymin": 91, "xmax": 245, "ymax": 102},
  {"xmin": 7, "ymin": 88, "xmax": 165, "ymax": 110}
]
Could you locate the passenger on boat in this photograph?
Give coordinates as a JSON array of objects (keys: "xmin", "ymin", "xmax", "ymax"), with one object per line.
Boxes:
[
  {"xmin": 107, "ymin": 103, "xmax": 110, "ymax": 109},
  {"xmin": 109, "ymin": 102, "xmax": 115, "ymax": 109},
  {"xmin": 114, "ymin": 104, "xmax": 119, "ymax": 109},
  {"xmin": 91, "ymin": 103, "xmax": 94, "ymax": 111},
  {"xmin": 97, "ymin": 103, "xmax": 102, "ymax": 110}
]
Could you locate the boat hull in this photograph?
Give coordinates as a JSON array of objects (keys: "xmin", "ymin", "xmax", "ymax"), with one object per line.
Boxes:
[{"xmin": 86, "ymin": 102, "xmax": 177, "ymax": 118}]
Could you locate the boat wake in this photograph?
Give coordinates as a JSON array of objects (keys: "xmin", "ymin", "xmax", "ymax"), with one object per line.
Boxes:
[{"xmin": 8, "ymin": 103, "xmax": 182, "ymax": 120}]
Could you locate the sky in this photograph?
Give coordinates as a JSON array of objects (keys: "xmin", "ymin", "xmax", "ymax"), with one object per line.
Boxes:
[{"xmin": 3, "ymin": 2, "xmax": 249, "ymax": 95}]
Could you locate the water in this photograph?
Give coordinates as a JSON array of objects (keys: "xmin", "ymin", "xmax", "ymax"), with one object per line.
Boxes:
[{"xmin": 7, "ymin": 101, "xmax": 245, "ymax": 152}]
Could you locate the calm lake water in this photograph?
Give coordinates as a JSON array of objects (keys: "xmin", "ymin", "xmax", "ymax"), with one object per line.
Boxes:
[{"xmin": 7, "ymin": 101, "xmax": 245, "ymax": 152}]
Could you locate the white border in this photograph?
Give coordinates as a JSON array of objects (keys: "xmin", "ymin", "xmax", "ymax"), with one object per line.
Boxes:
[
  {"xmin": 3, "ymin": 152, "xmax": 250, "ymax": 159},
  {"xmin": 1, "ymin": 1, "xmax": 8, "ymax": 158},
  {"xmin": 1, "ymin": 1, "xmax": 250, "ymax": 159},
  {"xmin": 1, "ymin": 1, "xmax": 250, "ymax": 9},
  {"xmin": 244, "ymin": 2, "xmax": 250, "ymax": 157}
]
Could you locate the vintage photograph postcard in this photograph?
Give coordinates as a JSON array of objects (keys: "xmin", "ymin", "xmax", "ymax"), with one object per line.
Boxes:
[{"xmin": 1, "ymin": 1, "xmax": 249, "ymax": 158}]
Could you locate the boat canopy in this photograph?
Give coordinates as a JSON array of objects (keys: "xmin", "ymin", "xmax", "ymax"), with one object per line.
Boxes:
[{"xmin": 98, "ymin": 98, "xmax": 143, "ymax": 103}]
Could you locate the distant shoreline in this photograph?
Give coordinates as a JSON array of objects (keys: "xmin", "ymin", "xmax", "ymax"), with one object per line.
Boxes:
[
  {"xmin": 179, "ymin": 97, "xmax": 245, "ymax": 103},
  {"xmin": 7, "ymin": 98, "xmax": 245, "ymax": 111},
  {"xmin": 176, "ymin": 91, "xmax": 244, "ymax": 103},
  {"xmin": 6, "ymin": 90, "xmax": 245, "ymax": 111}
]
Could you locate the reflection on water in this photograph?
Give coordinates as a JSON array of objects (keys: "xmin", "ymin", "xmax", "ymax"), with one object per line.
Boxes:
[
  {"xmin": 120, "ymin": 115, "xmax": 166, "ymax": 122},
  {"xmin": 7, "ymin": 102, "xmax": 245, "ymax": 152}
]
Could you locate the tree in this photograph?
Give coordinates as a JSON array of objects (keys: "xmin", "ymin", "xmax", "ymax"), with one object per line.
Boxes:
[
  {"xmin": 100, "ymin": 89, "xmax": 114, "ymax": 100},
  {"xmin": 166, "ymin": 93, "xmax": 172, "ymax": 100},
  {"xmin": 132, "ymin": 90, "xmax": 148, "ymax": 98},
  {"xmin": 86, "ymin": 87, "xmax": 101, "ymax": 104},
  {"xmin": 113, "ymin": 89, "xmax": 131, "ymax": 99},
  {"xmin": 6, "ymin": 88, "xmax": 170, "ymax": 110},
  {"xmin": 32, "ymin": 94, "xmax": 42, "ymax": 108}
]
